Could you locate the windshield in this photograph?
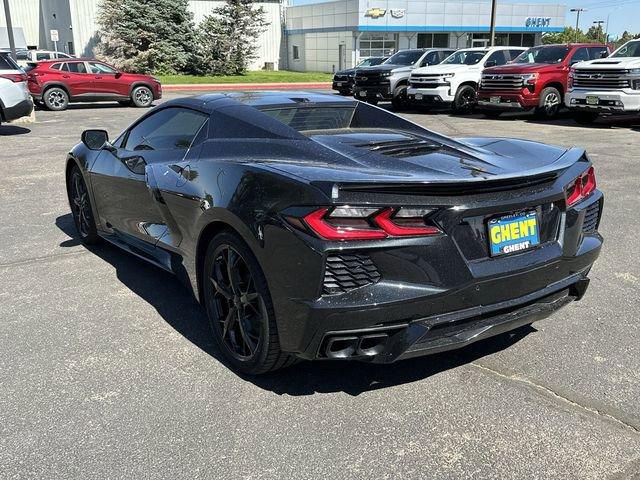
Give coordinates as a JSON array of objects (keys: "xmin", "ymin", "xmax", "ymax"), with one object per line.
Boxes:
[
  {"xmin": 384, "ymin": 50, "xmax": 424, "ymax": 66},
  {"xmin": 514, "ymin": 46, "xmax": 570, "ymax": 64},
  {"xmin": 611, "ymin": 40, "xmax": 640, "ymax": 58},
  {"xmin": 442, "ymin": 50, "xmax": 486, "ymax": 65},
  {"xmin": 357, "ymin": 57, "xmax": 386, "ymax": 67}
]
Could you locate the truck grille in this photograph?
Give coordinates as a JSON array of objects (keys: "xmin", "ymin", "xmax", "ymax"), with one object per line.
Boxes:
[
  {"xmin": 409, "ymin": 73, "xmax": 447, "ymax": 88},
  {"xmin": 322, "ymin": 253, "xmax": 381, "ymax": 295},
  {"xmin": 480, "ymin": 74, "xmax": 524, "ymax": 91},
  {"xmin": 573, "ymin": 69, "xmax": 631, "ymax": 90}
]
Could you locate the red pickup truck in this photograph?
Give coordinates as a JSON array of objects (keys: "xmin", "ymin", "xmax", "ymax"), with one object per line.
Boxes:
[{"xmin": 477, "ymin": 43, "xmax": 610, "ymax": 119}]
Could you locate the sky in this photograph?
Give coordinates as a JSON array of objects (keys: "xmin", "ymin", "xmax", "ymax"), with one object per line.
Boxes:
[{"xmin": 290, "ymin": 0, "xmax": 639, "ymax": 38}]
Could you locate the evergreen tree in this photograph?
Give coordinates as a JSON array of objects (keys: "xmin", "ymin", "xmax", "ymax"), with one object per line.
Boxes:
[
  {"xmin": 197, "ymin": 0, "xmax": 269, "ymax": 75},
  {"xmin": 542, "ymin": 27, "xmax": 589, "ymax": 45},
  {"xmin": 95, "ymin": 0, "xmax": 198, "ymax": 74}
]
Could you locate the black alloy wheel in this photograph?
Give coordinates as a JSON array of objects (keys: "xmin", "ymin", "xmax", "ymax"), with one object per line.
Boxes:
[
  {"xmin": 203, "ymin": 232, "xmax": 294, "ymax": 374},
  {"xmin": 452, "ymin": 85, "xmax": 477, "ymax": 115},
  {"xmin": 67, "ymin": 166, "xmax": 100, "ymax": 245}
]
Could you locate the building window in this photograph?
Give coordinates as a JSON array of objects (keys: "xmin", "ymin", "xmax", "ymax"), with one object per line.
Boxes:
[
  {"xmin": 358, "ymin": 33, "xmax": 396, "ymax": 59},
  {"xmin": 292, "ymin": 45, "xmax": 300, "ymax": 60},
  {"xmin": 470, "ymin": 33, "xmax": 537, "ymax": 47},
  {"xmin": 417, "ymin": 33, "xmax": 449, "ymax": 48}
]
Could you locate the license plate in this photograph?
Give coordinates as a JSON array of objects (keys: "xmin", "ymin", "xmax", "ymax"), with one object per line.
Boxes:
[
  {"xmin": 488, "ymin": 211, "xmax": 540, "ymax": 257},
  {"xmin": 415, "ymin": 93, "xmax": 423, "ymax": 100},
  {"xmin": 359, "ymin": 91, "xmax": 367, "ymax": 97},
  {"xmin": 336, "ymin": 82, "xmax": 343, "ymax": 86},
  {"xmin": 490, "ymin": 96, "xmax": 501, "ymax": 104},
  {"xmin": 586, "ymin": 95, "xmax": 599, "ymax": 105}
]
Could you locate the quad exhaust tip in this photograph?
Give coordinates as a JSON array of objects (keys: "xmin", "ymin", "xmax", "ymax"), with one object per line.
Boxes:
[{"xmin": 324, "ymin": 333, "xmax": 389, "ymax": 359}]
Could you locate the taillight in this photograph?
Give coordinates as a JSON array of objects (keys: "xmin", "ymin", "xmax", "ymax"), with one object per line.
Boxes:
[
  {"xmin": 0, "ymin": 73, "xmax": 27, "ymax": 83},
  {"xmin": 301, "ymin": 206, "xmax": 440, "ymax": 241},
  {"xmin": 565, "ymin": 166, "xmax": 596, "ymax": 207}
]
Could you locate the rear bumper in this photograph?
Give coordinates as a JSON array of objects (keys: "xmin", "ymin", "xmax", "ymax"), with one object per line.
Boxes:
[
  {"xmin": 1, "ymin": 98, "xmax": 33, "ymax": 122},
  {"xmin": 318, "ymin": 276, "xmax": 589, "ymax": 363}
]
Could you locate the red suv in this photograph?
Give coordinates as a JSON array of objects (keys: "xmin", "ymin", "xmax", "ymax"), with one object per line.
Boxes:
[
  {"xmin": 477, "ymin": 43, "xmax": 610, "ymax": 119},
  {"xmin": 27, "ymin": 58, "xmax": 162, "ymax": 111}
]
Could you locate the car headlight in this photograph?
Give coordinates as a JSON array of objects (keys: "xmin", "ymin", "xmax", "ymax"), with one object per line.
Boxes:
[
  {"xmin": 628, "ymin": 68, "xmax": 640, "ymax": 76},
  {"xmin": 521, "ymin": 73, "xmax": 539, "ymax": 85},
  {"xmin": 441, "ymin": 73, "xmax": 455, "ymax": 78},
  {"xmin": 381, "ymin": 71, "xmax": 393, "ymax": 77}
]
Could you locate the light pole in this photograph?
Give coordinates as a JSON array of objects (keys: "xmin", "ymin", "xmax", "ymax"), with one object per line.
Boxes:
[
  {"xmin": 593, "ymin": 20, "xmax": 605, "ymax": 43},
  {"xmin": 2, "ymin": 0, "xmax": 17, "ymax": 60},
  {"xmin": 489, "ymin": 0, "xmax": 497, "ymax": 46},
  {"xmin": 570, "ymin": 8, "xmax": 586, "ymax": 43}
]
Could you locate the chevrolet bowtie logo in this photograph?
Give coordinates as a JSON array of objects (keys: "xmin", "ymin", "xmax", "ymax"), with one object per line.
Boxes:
[{"xmin": 365, "ymin": 7, "xmax": 386, "ymax": 18}]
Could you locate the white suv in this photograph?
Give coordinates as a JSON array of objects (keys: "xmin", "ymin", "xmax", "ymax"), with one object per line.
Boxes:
[
  {"xmin": 407, "ymin": 46, "xmax": 526, "ymax": 113},
  {"xmin": 566, "ymin": 39, "xmax": 640, "ymax": 124},
  {"xmin": 15, "ymin": 50, "xmax": 74, "ymax": 67},
  {"xmin": 0, "ymin": 53, "xmax": 33, "ymax": 126}
]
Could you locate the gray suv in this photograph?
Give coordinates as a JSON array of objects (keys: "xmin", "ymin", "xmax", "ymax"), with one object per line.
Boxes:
[{"xmin": 353, "ymin": 48, "xmax": 455, "ymax": 110}]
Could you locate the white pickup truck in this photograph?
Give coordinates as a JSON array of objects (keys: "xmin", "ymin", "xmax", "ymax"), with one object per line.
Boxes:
[
  {"xmin": 566, "ymin": 39, "xmax": 640, "ymax": 124},
  {"xmin": 407, "ymin": 46, "xmax": 526, "ymax": 113}
]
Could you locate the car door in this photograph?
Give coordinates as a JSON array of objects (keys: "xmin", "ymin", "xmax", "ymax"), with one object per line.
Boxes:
[
  {"xmin": 484, "ymin": 50, "xmax": 509, "ymax": 68},
  {"xmin": 87, "ymin": 61, "xmax": 125, "ymax": 98},
  {"xmin": 60, "ymin": 61, "xmax": 93, "ymax": 97},
  {"xmin": 89, "ymin": 107, "xmax": 209, "ymax": 246},
  {"xmin": 588, "ymin": 46, "xmax": 609, "ymax": 60}
]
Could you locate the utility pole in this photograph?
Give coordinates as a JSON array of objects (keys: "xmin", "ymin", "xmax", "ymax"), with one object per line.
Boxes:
[
  {"xmin": 489, "ymin": 0, "xmax": 498, "ymax": 46},
  {"xmin": 2, "ymin": 0, "xmax": 17, "ymax": 60},
  {"xmin": 570, "ymin": 8, "xmax": 586, "ymax": 43},
  {"xmin": 593, "ymin": 20, "xmax": 605, "ymax": 43}
]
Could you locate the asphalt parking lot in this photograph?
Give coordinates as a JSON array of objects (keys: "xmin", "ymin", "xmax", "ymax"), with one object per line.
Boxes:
[{"xmin": 1, "ymin": 93, "xmax": 639, "ymax": 479}]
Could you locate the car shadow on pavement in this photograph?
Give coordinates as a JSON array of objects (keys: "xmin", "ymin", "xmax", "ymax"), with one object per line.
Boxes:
[
  {"xmin": 0, "ymin": 125, "xmax": 31, "ymax": 135},
  {"xmin": 56, "ymin": 213, "xmax": 536, "ymax": 396}
]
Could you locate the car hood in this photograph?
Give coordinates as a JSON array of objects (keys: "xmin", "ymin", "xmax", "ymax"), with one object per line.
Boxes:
[
  {"xmin": 360, "ymin": 64, "xmax": 413, "ymax": 74},
  {"xmin": 574, "ymin": 57, "xmax": 640, "ymax": 69},
  {"xmin": 335, "ymin": 68, "xmax": 356, "ymax": 76},
  {"xmin": 241, "ymin": 129, "xmax": 581, "ymax": 187},
  {"xmin": 483, "ymin": 63, "xmax": 562, "ymax": 74},
  {"xmin": 412, "ymin": 64, "xmax": 479, "ymax": 75}
]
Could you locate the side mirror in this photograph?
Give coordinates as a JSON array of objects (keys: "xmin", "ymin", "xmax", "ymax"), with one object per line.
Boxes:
[
  {"xmin": 485, "ymin": 60, "xmax": 497, "ymax": 68},
  {"xmin": 115, "ymin": 72, "xmax": 122, "ymax": 78},
  {"xmin": 81, "ymin": 129, "xmax": 109, "ymax": 150},
  {"xmin": 599, "ymin": 51, "xmax": 608, "ymax": 59}
]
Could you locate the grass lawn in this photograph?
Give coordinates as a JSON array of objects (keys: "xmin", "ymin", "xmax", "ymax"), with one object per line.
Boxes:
[{"xmin": 158, "ymin": 71, "xmax": 333, "ymax": 84}]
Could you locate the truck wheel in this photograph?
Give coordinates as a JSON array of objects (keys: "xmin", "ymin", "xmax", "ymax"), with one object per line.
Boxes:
[
  {"xmin": 535, "ymin": 87, "xmax": 562, "ymax": 119},
  {"xmin": 452, "ymin": 85, "xmax": 476, "ymax": 114},
  {"xmin": 43, "ymin": 87, "xmax": 69, "ymax": 111},
  {"xmin": 573, "ymin": 112, "xmax": 599, "ymax": 125},
  {"xmin": 391, "ymin": 85, "xmax": 409, "ymax": 110}
]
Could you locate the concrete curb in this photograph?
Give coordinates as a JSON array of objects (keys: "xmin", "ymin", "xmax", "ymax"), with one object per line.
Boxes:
[{"xmin": 163, "ymin": 82, "xmax": 332, "ymax": 92}]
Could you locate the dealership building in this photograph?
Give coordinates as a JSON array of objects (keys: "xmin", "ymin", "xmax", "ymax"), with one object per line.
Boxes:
[{"xmin": 1, "ymin": 0, "xmax": 565, "ymax": 73}]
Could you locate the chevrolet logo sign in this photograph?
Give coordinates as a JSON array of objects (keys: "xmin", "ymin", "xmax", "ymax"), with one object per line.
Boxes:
[{"xmin": 365, "ymin": 8, "xmax": 386, "ymax": 18}]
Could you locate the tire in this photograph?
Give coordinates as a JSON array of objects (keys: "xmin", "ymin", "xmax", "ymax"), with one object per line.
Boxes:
[
  {"xmin": 43, "ymin": 87, "xmax": 69, "ymax": 111},
  {"xmin": 203, "ymin": 231, "xmax": 294, "ymax": 375},
  {"xmin": 391, "ymin": 85, "xmax": 408, "ymax": 110},
  {"xmin": 130, "ymin": 85, "xmax": 154, "ymax": 108},
  {"xmin": 573, "ymin": 111, "xmax": 599, "ymax": 125},
  {"xmin": 452, "ymin": 85, "xmax": 477, "ymax": 115},
  {"xmin": 535, "ymin": 87, "xmax": 562, "ymax": 119},
  {"xmin": 482, "ymin": 110, "xmax": 503, "ymax": 119},
  {"xmin": 66, "ymin": 165, "xmax": 100, "ymax": 245}
]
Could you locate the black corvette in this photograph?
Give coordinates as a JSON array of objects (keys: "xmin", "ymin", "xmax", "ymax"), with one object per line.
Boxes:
[{"xmin": 66, "ymin": 92, "xmax": 603, "ymax": 374}]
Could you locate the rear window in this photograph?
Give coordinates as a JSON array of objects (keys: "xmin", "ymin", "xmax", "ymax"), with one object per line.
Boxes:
[
  {"xmin": 260, "ymin": 107, "xmax": 355, "ymax": 131},
  {"xmin": 0, "ymin": 53, "xmax": 20, "ymax": 71}
]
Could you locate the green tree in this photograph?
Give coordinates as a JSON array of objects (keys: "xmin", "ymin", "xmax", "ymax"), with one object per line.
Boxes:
[
  {"xmin": 585, "ymin": 24, "xmax": 605, "ymax": 43},
  {"xmin": 542, "ymin": 27, "xmax": 588, "ymax": 44},
  {"xmin": 613, "ymin": 31, "xmax": 640, "ymax": 48},
  {"xmin": 95, "ymin": 0, "xmax": 198, "ymax": 75},
  {"xmin": 197, "ymin": 0, "xmax": 269, "ymax": 75}
]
